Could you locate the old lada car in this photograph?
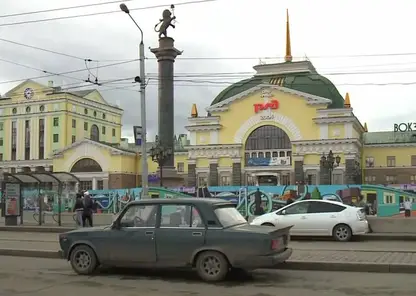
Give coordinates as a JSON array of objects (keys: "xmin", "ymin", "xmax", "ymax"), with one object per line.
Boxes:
[{"xmin": 59, "ymin": 198, "xmax": 292, "ymax": 282}]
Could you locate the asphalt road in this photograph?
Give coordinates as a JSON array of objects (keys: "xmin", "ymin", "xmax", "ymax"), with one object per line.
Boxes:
[
  {"xmin": 1, "ymin": 256, "xmax": 415, "ymax": 296},
  {"xmin": 1, "ymin": 231, "xmax": 416, "ymax": 252}
]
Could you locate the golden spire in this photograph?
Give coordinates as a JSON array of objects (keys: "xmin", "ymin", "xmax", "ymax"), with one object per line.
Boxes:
[
  {"xmin": 364, "ymin": 122, "xmax": 368, "ymax": 132},
  {"xmin": 344, "ymin": 92, "xmax": 351, "ymax": 108},
  {"xmin": 191, "ymin": 103, "xmax": 198, "ymax": 118},
  {"xmin": 284, "ymin": 9, "xmax": 293, "ymax": 62}
]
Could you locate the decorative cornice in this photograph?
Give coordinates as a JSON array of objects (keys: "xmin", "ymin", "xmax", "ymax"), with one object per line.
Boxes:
[
  {"xmin": 206, "ymin": 84, "xmax": 331, "ymax": 112},
  {"xmin": 185, "ymin": 124, "xmax": 222, "ymax": 132},
  {"xmin": 187, "ymin": 144, "xmax": 242, "ymax": 159},
  {"xmin": 313, "ymin": 116, "xmax": 355, "ymax": 124},
  {"xmin": 187, "ymin": 116, "xmax": 220, "ymax": 123},
  {"xmin": 52, "ymin": 138, "xmax": 136, "ymax": 157},
  {"xmin": 364, "ymin": 143, "xmax": 416, "ymax": 148},
  {"xmin": 293, "ymin": 139, "xmax": 361, "ymax": 155},
  {"xmin": 0, "ymin": 159, "xmax": 53, "ymax": 168}
]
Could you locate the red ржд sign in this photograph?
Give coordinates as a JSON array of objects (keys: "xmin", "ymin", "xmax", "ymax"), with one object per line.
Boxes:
[{"xmin": 253, "ymin": 99, "xmax": 279, "ymax": 113}]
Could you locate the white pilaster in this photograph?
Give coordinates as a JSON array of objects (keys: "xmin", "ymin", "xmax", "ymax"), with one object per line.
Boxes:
[{"xmin": 92, "ymin": 177, "xmax": 97, "ymax": 190}]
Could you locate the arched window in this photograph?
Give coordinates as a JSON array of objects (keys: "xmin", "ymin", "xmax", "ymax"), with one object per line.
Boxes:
[
  {"xmin": 90, "ymin": 124, "xmax": 99, "ymax": 141},
  {"xmin": 70, "ymin": 158, "xmax": 102, "ymax": 173},
  {"xmin": 245, "ymin": 125, "xmax": 291, "ymax": 150}
]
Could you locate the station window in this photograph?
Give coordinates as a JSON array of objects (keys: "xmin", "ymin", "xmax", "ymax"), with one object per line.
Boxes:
[{"xmin": 383, "ymin": 193, "xmax": 395, "ymax": 204}]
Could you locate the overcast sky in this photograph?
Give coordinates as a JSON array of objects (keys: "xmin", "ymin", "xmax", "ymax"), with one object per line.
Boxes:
[{"xmin": 1, "ymin": 0, "xmax": 416, "ymax": 141}]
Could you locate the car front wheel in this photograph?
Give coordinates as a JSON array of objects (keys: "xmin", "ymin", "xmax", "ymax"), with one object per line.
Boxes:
[
  {"xmin": 195, "ymin": 251, "xmax": 229, "ymax": 282},
  {"xmin": 332, "ymin": 224, "xmax": 352, "ymax": 242},
  {"xmin": 70, "ymin": 245, "xmax": 98, "ymax": 275}
]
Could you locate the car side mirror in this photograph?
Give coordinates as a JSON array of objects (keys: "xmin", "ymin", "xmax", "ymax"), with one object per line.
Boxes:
[{"xmin": 281, "ymin": 209, "xmax": 287, "ymax": 215}]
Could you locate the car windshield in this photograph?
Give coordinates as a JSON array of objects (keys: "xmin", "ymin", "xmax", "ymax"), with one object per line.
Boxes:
[{"xmin": 214, "ymin": 206, "xmax": 247, "ymax": 228}]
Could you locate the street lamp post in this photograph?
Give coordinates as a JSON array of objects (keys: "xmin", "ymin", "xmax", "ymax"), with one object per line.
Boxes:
[
  {"xmin": 320, "ymin": 150, "xmax": 341, "ymax": 185},
  {"xmin": 120, "ymin": 3, "xmax": 148, "ymax": 198},
  {"xmin": 149, "ymin": 138, "xmax": 173, "ymax": 187}
]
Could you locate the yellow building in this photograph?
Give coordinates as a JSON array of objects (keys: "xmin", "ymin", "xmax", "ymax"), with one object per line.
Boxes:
[
  {"xmin": 1, "ymin": 10, "xmax": 416, "ymax": 190},
  {"xmin": 0, "ymin": 79, "xmax": 124, "ymax": 190}
]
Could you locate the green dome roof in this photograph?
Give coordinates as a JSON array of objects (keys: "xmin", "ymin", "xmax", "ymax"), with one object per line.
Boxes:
[{"xmin": 211, "ymin": 70, "xmax": 345, "ymax": 109}]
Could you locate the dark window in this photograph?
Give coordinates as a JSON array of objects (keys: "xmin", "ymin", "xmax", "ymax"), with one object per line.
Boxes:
[
  {"xmin": 70, "ymin": 158, "xmax": 102, "ymax": 173},
  {"xmin": 412, "ymin": 155, "xmax": 416, "ymax": 167},
  {"xmin": 90, "ymin": 124, "xmax": 99, "ymax": 141},
  {"xmin": 0, "ymin": 122, "xmax": 3, "ymax": 131},
  {"xmin": 308, "ymin": 201, "xmax": 346, "ymax": 213},
  {"xmin": 79, "ymin": 181, "xmax": 92, "ymax": 191},
  {"xmin": 0, "ymin": 138, "xmax": 3, "ymax": 146},
  {"xmin": 39, "ymin": 105, "xmax": 45, "ymax": 112},
  {"xmin": 281, "ymin": 202, "xmax": 309, "ymax": 215},
  {"xmin": 25, "ymin": 148, "xmax": 30, "ymax": 160},
  {"xmin": 12, "ymin": 108, "xmax": 17, "ymax": 114},
  {"xmin": 93, "ymin": 111, "xmax": 97, "ymax": 117},
  {"xmin": 72, "ymin": 119, "xmax": 76, "ymax": 128},
  {"xmin": 26, "ymin": 106, "xmax": 31, "ymax": 113},
  {"xmin": 84, "ymin": 122, "xmax": 88, "ymax": 131},
  {"xmin": 53, "ymin": 117, "xmax": 59, "ymax": 126},
  {"xmin": 84, "ymin": 108, "xmax": 88, "ymax": 115},
  {"xmin": 72, "ymin": 135, "xmax": 76, "ymax": 143},
  {"xmin": 245, "ymin": 125, "xmax": 291, "ymax": 150},
  {"xmin": 0, "ymin": 153, "xmax": 3, "ymax": 161},
  {"xmin": 11, "ymin": 120, "xmax": 16, "ymax": 160},
  {"xmin": 102, "ymin": 113, "xmax": 106, "ymax": 120},
  {"xmin": 97, "ymin": 180, "xmax": 104, "ymax": 190},
  {"xmin": 39, "ymin": 119, "xmax": 44, "ymax": 159},
  {"xmin": 102, "ymin": 126, "xmax": 106, "ymax": 134},
  {"xmin": 112, "ymin": 128, "xmax": 116, "ymax": 137},
  {"xmin": 53, "ymin": 134, "xmax": 59, "ymax": 143}
]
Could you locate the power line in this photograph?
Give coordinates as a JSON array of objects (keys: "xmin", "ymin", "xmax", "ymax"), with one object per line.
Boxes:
[
  {"xmin": 0, "ymin": 37, "xmax": 94, "ymax": 61},
  {"xmin": 0, "ymin": 0, "xmax": 134, "ymax": 18},
  {"xmin": 0, "ymin": 58, "xmax": 138, "ymax": 85},
  {"xmin": 0, "ymin": 0, "xmax": 217, "ymax": 27}
]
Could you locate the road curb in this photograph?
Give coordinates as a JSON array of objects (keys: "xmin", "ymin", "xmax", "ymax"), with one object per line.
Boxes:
[
  {"xmin": 0, "ymin": 248, "xmax": 61, "ymax": 259},
  {"xmin": 279, "ymin": 261, "xmax": 416, "ymax": 274},
  {"xmin": 0, "ymin": 226, "xmax": 73, "ymax": 233}
]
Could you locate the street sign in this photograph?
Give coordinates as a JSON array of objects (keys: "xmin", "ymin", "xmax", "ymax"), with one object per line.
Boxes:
[{"xmin": 133, "ymin": 126, "xmax": 142, "ymax": 146}]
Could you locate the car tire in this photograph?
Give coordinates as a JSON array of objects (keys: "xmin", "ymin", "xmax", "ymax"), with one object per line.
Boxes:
[
  {"xmin": 261, "ymin": 222, "xmax": 275, "ymax": 227},
  {"xmin": 332, "ymin": 224, "xmax": 352, "ymax": 242},
  {"xmin": 195, "ymin": 251, "xmax": 229, "ymax": 282},
  {"xmin": 70, "ymin": 245, "xmax": 98, "ymax": 275}
]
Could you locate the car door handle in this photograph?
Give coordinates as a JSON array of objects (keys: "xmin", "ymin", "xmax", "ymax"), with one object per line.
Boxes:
[
  {"xmin": 330, "ymin": 215, "xmax": 336, "ymax": 218},
  {"xmin": 300, "ymin": 216, "xmax": 307, "ymax": 219},
  {"xmin": 192, "ymin": 232, "xmax": 202, "ymax": 236},
  {"xmin": 145, "ymin": 231, "xmax": 154, "ymax": 236}
]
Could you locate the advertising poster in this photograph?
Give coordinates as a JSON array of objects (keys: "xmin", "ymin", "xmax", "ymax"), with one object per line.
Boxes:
[{"xmin": 5, "ymin": 183, "xmax": 21, "ymax": 216}]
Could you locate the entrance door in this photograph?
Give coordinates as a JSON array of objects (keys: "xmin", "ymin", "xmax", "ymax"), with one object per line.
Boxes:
[
  {"xmin": 109, "ymin": 204, "xmax": 157, "ymax": 264},
  {"xmin": 155, "ymin": 204, "xmax": 206, "ymax": 266},
  {"xmin": 258, "ymin": 175, "xmax": 277, "ymax": 186}
]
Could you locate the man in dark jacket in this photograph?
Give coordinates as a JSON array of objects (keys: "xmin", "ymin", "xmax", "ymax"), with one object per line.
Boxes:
[
  {"xmin": 73, "ymin": 193, "xmax": 84, "ymax": 227},
  {"xmin": 254, "ymin": 188, "xmax": 262, "ymax": 215},
  {"xmin": 82, "ymin": 191, "xmax": 94, "ymax": 227}
]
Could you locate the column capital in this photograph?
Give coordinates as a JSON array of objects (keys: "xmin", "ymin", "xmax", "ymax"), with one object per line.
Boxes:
[{"xmin": 231, "ymin": 157, "xmax": 241, "ymax": 163}]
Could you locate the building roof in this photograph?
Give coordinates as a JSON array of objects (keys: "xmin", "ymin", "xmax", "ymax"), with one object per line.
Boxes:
[
  {"xmin": 210, "ymin": 63, "xmax": 345, "ymax": 109},
  {"xmin": 364, "ymin": 131, "xmax": 416, "ymax": 145}
]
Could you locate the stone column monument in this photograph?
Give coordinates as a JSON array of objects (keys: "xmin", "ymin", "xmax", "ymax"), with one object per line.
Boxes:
[{"xmin": 150, "ymin": 7, "xmax": 183, "ymax": 185}]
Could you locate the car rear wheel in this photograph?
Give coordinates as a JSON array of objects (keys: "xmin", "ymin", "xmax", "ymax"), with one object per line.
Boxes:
[
  {"xmin": 332, "ymin": 224, "xmax": 352, "ymax": 242},
  {"xmin": 195, "ymin": 251, "xmax": 229, "ymax": 282},
  {"xmin": 70, "ymin": 245, "xmax": 98, "ymax": 275},
  {"xmin": 261, "ymin": 222, "xmax": 275, "ymax": 227}
]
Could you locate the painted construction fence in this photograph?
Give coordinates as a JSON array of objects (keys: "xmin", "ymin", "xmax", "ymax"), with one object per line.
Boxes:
[{"xmin": 8, "ymin": 183, "xmax": 416, "ymax": 218}]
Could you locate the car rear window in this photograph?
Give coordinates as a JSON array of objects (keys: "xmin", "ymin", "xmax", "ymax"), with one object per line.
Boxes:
[{"xmin": 214, "ymin": 206, "xmax": 247, "ymax": 228}]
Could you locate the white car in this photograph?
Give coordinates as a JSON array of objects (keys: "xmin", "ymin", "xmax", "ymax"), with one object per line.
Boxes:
[{"xmin": 250, "ymin": 199, "xmax": 369, "ymax": 242}]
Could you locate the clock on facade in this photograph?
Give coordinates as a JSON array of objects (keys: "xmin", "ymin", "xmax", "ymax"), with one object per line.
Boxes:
[{"xmin": 24, "ymin": 88, "xmax": 34, "ymax": 99}]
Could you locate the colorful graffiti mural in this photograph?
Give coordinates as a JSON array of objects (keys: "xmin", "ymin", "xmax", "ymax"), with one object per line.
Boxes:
[{"xmin": 6, "ymin": 183, "xmax": 416, "ymax": 217}]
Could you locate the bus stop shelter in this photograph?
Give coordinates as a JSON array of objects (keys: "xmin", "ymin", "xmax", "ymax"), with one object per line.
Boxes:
[{"xmin": 1, "ymin": 171, "xmax": 80, "ymax": 226}]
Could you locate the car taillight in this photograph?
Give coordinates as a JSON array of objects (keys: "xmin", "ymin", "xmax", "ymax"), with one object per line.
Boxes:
[
  {"xmin": 356, "ymin": 210, "xmax": 366, "ymax": 221},
  {"xmin": 271, "ymin": 239, "xmax": 279, "ymax": 250}
]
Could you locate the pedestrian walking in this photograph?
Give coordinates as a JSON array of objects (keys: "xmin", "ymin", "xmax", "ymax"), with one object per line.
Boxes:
[
  {"xmin": 82, "ymin": 191, "xmax": 94, "ymax": 227},
  {"xmin": 73, "ymin": 193, "xmax": 84, "ymax": 227},
  {"xmin": 404, "ymin": 198, "xmax": 413, "ymax": 218}
]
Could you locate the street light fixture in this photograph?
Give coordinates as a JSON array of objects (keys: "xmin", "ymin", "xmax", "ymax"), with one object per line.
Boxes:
[
  {"xmin": 320, "ymin": 150, "xmax": 341, "ymax": 185},
  {"xmin": 119, "ymin": 3, "xmax": 148, "ymax": 198},
  {"xmin": 149, "ymin": 138, "xmax": 173, "ymax": 187}
]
